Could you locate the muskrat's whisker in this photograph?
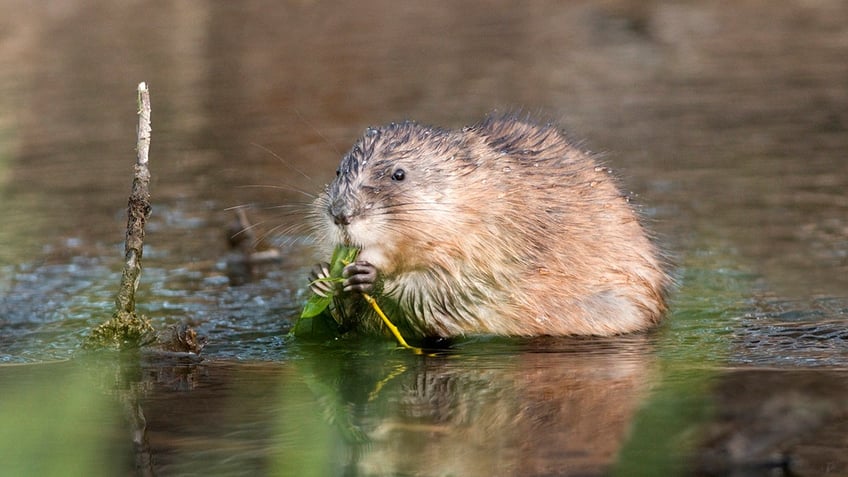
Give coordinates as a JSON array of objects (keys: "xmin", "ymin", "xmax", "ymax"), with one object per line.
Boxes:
[
  {"xmin": 371, "ymin": 209, "xmax": 432, "ymax": 217},
  {"xmin": 255, "ymin": 222, "xmax": 311, "ymax": 246},
  {"xmin": 261, "ymin": 204, "xmax": 316, "ymax": 218},
  {"xmin": 293, "ymin": 108, "xmax": 342, "ymax": 157},
  {"xmin": 368, "ymin": 208, "xmax": 446, "ymax": 218},
  {"xmin": 380, "ymin": 206, "xmax": 443, "ymax": 213},
  {"xmin": 230, "ymin": 219, "xmax": 270, "ymax": 240},
  {"xmin": 375, "ymin": 218, "xmax": 441, "ymax": 230},
  {"xmin": 264, "ymin": 203, "xmax": 312, "ymax": 210},
  {"xmin": 224, "ymin": 203, "xmax": 255, "ymax": 212},
  {"xmin": 385, "ymin": 214, "xmax": 478, "ymax": 228},
  {"xmin": 250, "ymin": 142, "xmax": 320, "ymax": 187},
  {"xmin": 237, "ymin": 183, "xmax": 317, "ymax": 200},
  {"xmin": 377, "ymin": 223, "xmax": 442, "ymax": 243},
  {"xmin": 367, "ymin": 201, "xmax": 441, "ymax": 212}
]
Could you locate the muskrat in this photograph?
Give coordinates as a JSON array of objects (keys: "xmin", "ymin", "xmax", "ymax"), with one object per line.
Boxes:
[{"xmin": 308, "ymin": 114, "xmax": 670, "ymax": 339}]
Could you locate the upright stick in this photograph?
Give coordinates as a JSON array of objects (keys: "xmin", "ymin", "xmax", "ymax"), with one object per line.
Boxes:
[
  {"xmin": 84, "ymin": 82, "xmax": 155, "ymax": 349},
  {"xmin": 115, "ymin": 82, "xmax": 152, "ymax": 314}
]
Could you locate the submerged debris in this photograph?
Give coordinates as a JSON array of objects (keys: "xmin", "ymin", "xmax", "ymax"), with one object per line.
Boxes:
[
  {"xmin": 155, "ymin": 324, "xmax": 207, "ymax": 354},
  {"xmin": 84, "ymin": 311, "xmax": 156, "ymax": 350},
  {"xmin": 225, "ymin": 208, "xmax": 283, "ymax": 285}
]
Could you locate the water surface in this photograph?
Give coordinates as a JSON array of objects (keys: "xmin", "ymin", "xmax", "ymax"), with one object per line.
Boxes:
[{"xmin": 1, "ymin": 1, "xmax": 846, "ymax": 475}]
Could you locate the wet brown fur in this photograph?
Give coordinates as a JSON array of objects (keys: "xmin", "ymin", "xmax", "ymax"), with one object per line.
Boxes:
[{"xmin": 312, "ymin": 114, "xmax": 671, "ymax": 337}]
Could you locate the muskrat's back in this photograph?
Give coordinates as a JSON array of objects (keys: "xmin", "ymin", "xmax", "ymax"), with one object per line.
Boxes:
[{"xmin": 311, "ymin": 114, "xmax": 671, "ymax": 338}]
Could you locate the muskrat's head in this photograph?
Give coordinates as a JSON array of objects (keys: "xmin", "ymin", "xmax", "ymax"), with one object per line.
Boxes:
[{"xmin": 314, "ymin": 121, "xmax": 472, "ymax": 274}]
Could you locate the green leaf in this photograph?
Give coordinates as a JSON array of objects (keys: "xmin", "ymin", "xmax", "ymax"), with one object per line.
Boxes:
[
  {"xmin": 300, "ymin": 296, "xmax": 332, "ymax": 319},
  {"xmin": 328, "ymin": 245, "xmax": 360, "ymax": 278},
  {"xmin": 292, "ymin": 308, "xmax": 342, "ymax": 340}
]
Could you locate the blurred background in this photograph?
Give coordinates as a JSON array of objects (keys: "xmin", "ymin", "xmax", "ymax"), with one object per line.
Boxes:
[
  {"xmin": 1, "ymin": 1, "xmax": 846, "ymax": 292},
  {"xmin": 0, "ymin": 1, "xmax": 846, "ymax": 475}
]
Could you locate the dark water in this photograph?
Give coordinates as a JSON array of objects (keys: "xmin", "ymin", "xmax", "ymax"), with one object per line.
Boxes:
[{"xmin": 1, "ymin": 1, "xmax": 847, "ymax": 475}]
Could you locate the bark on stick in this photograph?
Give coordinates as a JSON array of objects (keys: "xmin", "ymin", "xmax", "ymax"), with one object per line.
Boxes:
[{"xmin": 115, "ymin": 82, "xmax": 153, "ymax": 314}]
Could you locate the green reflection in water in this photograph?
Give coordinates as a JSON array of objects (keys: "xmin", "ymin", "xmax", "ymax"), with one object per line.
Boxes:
[
  {"xmin": 270, "ymin": 341, "xmax": 404, "ymax": 477},
  {"xmin": 611, "ymin": 251, "xmax": 755, "ymax": 475},
  {"xmin": 0, "ymin": 360, "xmax": 126, "ymax": 476},
  {"xmin": 270, "ymin": 371, "xmax": 339, "ymax": 476}
]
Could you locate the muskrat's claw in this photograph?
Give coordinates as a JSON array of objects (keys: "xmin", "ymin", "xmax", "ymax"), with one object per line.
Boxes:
[
  {"xmin": 342, "ymin": 261, "xmax": 378, "ymax": 293},
  {"xmin": 309, "ymin": 262, "xmax": 333, "ymax": 297}
]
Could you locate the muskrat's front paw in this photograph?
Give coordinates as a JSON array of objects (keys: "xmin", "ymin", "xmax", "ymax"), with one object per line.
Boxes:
[
  {"xmin": 309, "ymin": 262, "xmax": 333, "ymax": 297},
  {"xmin": 342, "ymin": 261, "xmax": 377, "ymax": 293}
]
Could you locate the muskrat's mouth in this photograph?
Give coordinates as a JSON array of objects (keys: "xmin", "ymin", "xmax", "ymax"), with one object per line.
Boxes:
[
  {"xmin": 341, "ymin": 239, "xmax": 364, "ymax": 251},
  {"xmin": 337, "ymin": 229, "xmax": 363, "ymax": 251},
  {"xmin": 338, "ymin": 228, "xmax": 353, "ymax": 247},
  {"xmin": 334, "ymin": 221, "xmax": 364, "ymax": 251}
]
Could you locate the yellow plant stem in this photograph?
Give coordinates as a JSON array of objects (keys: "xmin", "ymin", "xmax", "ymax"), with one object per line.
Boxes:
[
  {"xmin": 368, "ymin": 364, "xmax": 408, "ymax": 402},
  {"xmin": 362, "ymin": 293, "xmax": 422, "ymax": 354}
]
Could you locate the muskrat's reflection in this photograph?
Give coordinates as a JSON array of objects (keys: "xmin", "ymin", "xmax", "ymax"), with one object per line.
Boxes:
[{"xmin": 333, "ymin": 336, "xmax": 658, "ymax": 477}]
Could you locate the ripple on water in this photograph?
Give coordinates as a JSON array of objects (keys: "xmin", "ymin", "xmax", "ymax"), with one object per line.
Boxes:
[
  {"xmin": 0, "ymin": 252, "xmax": 305, "ymax": 363},
  {"xmin": 735, "ymin": 297, "xmax": 848, "ymax": 367}
]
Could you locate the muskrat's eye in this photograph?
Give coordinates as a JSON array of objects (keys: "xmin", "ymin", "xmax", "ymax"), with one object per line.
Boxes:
[{"xmin": 392, "ymin": 169, "xmax": 406, "ymax": 181}]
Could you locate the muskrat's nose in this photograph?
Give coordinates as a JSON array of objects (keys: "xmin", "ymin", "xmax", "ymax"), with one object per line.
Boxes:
[
  {"xmin": 330, "ymin": 201, "xmax": 353, "ymax": 226},
  {"xmin": 333, "ymin": 212, "xmax": 351, "ymax": 226}
]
